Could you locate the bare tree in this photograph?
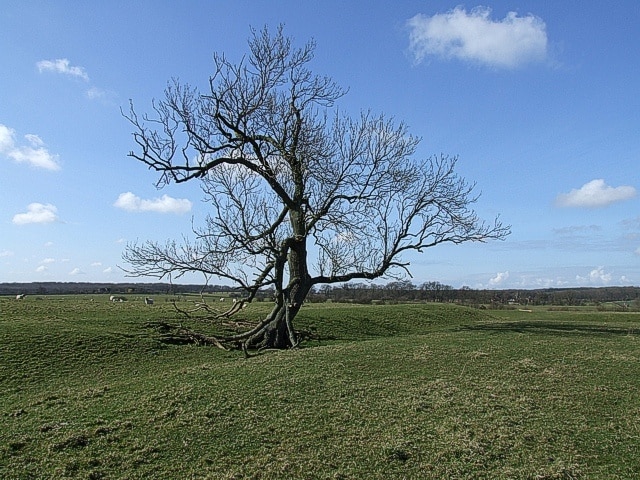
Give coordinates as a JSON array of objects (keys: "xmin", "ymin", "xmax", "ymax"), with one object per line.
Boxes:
[{"xmin": 123, "ymin": 26, "xmax": 509, "ymax": 350}]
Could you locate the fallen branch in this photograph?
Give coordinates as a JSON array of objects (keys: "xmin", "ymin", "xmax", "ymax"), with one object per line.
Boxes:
[{"xmin": 143, "ymin": 321, "xmax": 230, "ymax": 350}]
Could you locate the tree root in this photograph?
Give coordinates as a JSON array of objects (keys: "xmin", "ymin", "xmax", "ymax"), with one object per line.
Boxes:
[
  {"xmin": 143, "ymin": 321, "xmax": 231, "ymax": 350},
  {"xmin": 143, "ymin": 319, "xmax": 324, "ymax": 355},
  {"xmin": 143, "ymin": 304, "xmax": 312, "ymax": 353}
]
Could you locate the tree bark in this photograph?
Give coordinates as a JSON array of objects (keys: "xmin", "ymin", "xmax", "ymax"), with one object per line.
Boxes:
[
  {"xmin": 245, "ymin": 272, "xmax": 311, "ymax": 350},
  {"xmin": 245, "ymin": 310, "xmax": 293, "ymax": 350},
  {"xmin": 243, "ymin": 205, "xmax": 311, "ymax": 350}
]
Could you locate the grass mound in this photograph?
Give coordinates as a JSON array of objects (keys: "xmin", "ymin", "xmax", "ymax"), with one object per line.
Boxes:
[{"xmin": 1, "ymin": 297, "xmax": 639, "ymax": 478}]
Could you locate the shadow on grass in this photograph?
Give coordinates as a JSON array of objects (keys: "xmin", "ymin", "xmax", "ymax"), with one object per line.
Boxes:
[{"xmin": 463, "ymin": 321, "xmax": 639, "ymax": 337}]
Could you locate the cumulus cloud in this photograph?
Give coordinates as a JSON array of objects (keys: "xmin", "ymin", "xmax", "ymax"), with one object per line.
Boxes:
[
  {"xmin": 36, "ymin": 58, "xmax": 89, "ymax": 81},
  {"xmin": 35, "ymin": 265, "xmax": 48, "ymax": 273},
  {"xmin": 556, "ymin": 179, "xmax": 636, "ymax": 208},
  {"xmin": 0, "ymin": 124, "xmax": 61, "ymax": 170},
  {"xmin": 0, "ymin": 250, "xmax": 14, "ymax": 258},
  {"xmin": 482, "ymin": 267, "xmax": 635, "ymax": 289},
  {"xmin": 576, "ymin": 266, "xmax": 612, "ymax": 285},
  {"xmin": 114, "ymin": 192, "xmax": 192, "ymax": 214},
  {"xmin": 41, "ymin": 258, "xmax": 55, "ymax": 264},
  {"xmin": 488, "ymin": 271, "xmax": 510, "ymax": 286},
  {"xmin": 12, "ymin": 203, "xmax": 59, "ymax": 225},
  {"xmin": 103, "ymin": 266, "xmax": 113, "ymax": 274},
  {"xmin": 407, "ymin": 6, "xmax": 548, "ymax": 68},
  {"xmin": 69, "ymin": 267, "xmax": 85, "ymax": 275}
]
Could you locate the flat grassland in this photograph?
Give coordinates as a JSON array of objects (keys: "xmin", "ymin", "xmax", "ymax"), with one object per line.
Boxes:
[{"xmin": 1, "ymin": 296, "xmax": 639, "ymax": 479}]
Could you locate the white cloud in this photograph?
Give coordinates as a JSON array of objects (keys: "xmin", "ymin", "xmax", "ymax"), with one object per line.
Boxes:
[
  {"xmin": 36, "ymin": 59, "xmax": 117, "ymax": 103},
  {"xmin": 556, "ymin": 179, "xmax": 636, "ymax": 208},
  {"xmin": 91, "ymin": 262, "xmax": 103, "ymax": 267},
  {"xmin": 35, "ymin": 265, "xmax": 48, "ymax": 273},
  {"xmin": 36, "ymin": 58, "xmax": 89, "ymax": 81},
  {"xmin": 85, "ymin": 86, "xmax": 117, "ymax": 102},
  {"xmin": 527, "ymin": 276, "xmax": 570, "ymax": 289},
  {"xmin": 12, "ymin": 203, "xmax": 59, "ymax": 225},
  {"xmin": 41, "ymin": 258, "xmax": 55, "ymax": 264},
  {"xmin": 488, "ymin": 271, "xmax": 510, "ymax": 286},
  {"xmin": 86, "ymin": 87, "xmax": 105, "ymax": 99},
  {"xmin": 407, "ymin": 6, "xmax": 548, "ymax": 69},
  {"xmin": 591, "ymin": 267, "xmax": 612, "ymax": 283},
  {"xmin": 69, "ymin": 267, "xmax": 85, "ymax": 275},
  {"xmin": 103, "ymin": 266, "xmax": 114, "ymax": 274},
  {"xmin": 576, "ymin": 266, "xmax": 612, "ymax": 285},
  {"xmin": 472, "ymin": 266, "xmax": 636, "ymax": 290},
  {"xmin": 0, "ymin": 125, "xmax": 13, "ymax": 152},
  {"xmin": 0, "ymin": 124, "xmax": 61, "ymax": 170},
  {"xmin": 0, "ymin": 250, "xmax": 14, "ymax": 258},
  {"xmin": 114, "ymin": 192, "xmax": 192, "ymax": 214},
  {"xmin": 24, "ymin": 134, "xmax": 44, "ymax": 147}
]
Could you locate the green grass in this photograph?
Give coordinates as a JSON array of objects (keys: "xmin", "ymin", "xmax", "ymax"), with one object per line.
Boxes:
[{"xmin": 1, "ymin": 296, "xmax": 639, "ymax": 478}]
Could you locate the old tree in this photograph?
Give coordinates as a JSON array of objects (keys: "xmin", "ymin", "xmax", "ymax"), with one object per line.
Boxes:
[{"xmin": 123, "ymin": 27, "xmax": 509, "ymax": 350}]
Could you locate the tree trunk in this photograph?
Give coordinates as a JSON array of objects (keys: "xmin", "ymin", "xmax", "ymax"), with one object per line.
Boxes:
[
  {"xmin": 245, "ymin": 310, "xmax": 293, "ymax": 350},
  {"xmin": 245, "ymin": 277, "xmax": 310, "ymax": 350},
  {"xmin": 244, "ymin": 203, "xmax": 313, "ymax": 350}
]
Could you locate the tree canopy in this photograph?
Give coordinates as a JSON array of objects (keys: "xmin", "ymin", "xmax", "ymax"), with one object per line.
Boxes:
[{"xmin": 123, "ymin": 26, "xmax": 509, "ymax": 350}]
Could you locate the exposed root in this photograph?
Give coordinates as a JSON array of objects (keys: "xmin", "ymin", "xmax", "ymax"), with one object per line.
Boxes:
[
  {"xmin": 143, "ymin": 321, "xmax": 230, "ymax": 350},
  {"xmin": 174, "ymin": 327, "xmax": 229, "ymax": 350},
  {"xmin": 144, "ymin": 298, "xmax": 301, "ymax": 352}
]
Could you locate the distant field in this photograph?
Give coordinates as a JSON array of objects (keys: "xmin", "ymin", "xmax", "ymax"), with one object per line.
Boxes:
[{"xmin": 1, "ymin": 296, "xmax": 639, "ymax": 479}]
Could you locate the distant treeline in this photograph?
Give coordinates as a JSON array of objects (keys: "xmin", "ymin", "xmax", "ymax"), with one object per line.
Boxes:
[
  {"xmin": 312, "ymin": 281, "xmax": 640, "ymax": 307},
  {"xmin": 0, "ymin": 282, "xmax": 239, "ymax": 296},
  {"xmin": 2, "ymin": 281, "xmax": 640, "ymax": 307}
]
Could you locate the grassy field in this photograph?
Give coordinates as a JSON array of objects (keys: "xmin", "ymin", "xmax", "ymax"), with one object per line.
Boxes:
[{"xmin": 1, "ymin": 296, "xmax": 639, "ymax": 479}]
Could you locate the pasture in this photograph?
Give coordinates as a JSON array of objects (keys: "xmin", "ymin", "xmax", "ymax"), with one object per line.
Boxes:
[{"xmin": 1, "ymin": 296, "xmax": 639, "ymax": 479}]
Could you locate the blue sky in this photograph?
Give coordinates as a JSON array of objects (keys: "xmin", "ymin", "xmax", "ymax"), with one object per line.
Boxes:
[{"xmin": 1, "ymin": 1, "xmax": 639, "ymax": 289}]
